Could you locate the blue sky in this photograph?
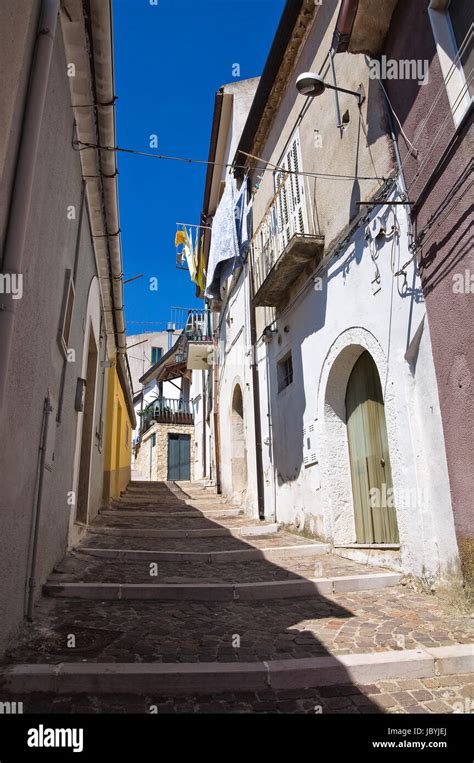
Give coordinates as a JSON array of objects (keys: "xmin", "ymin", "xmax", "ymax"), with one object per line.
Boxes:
[{"xmin": 113, "ymin": 0, "xmax": 285, "ymax": 335}]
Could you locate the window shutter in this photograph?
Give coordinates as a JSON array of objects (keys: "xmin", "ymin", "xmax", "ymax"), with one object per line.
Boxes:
[{"xmin": 274, "ymin": 131, "xmax": 307, "ymax": 252}]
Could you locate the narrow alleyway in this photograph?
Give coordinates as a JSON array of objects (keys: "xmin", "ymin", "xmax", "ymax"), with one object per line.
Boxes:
[{"xmin": 1, "ymin": 481, "xmax": 472, "ymax": 714}]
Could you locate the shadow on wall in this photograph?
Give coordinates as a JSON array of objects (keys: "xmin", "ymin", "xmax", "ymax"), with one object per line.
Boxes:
[{"xmin": 269, "ymin": 204, "xmax": 423, "ymax": 489}]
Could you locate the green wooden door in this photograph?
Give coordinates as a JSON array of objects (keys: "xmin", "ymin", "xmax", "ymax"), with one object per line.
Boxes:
[
  {"xmin": 167, "ymin": 433, "xmax": 191, "ymax": 481},
  {"xmin": 345, "ymin": 351, "xmax": 399, "ymax": 544}
]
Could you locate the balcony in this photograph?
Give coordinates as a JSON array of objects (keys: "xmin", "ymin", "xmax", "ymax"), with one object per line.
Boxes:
[
  {"xmin": 252, "ymin": 178, "xmax": 324, "ymax": 307},
  {"xmin": 184, "ymin": 309, "xmax": 213, "ymax": 370},
  {"xmin": 140, "ymin": 397, "xmax": 193, "ymax": 434}
]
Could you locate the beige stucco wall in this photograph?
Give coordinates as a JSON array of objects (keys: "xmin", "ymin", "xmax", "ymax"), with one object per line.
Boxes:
[
  {"xmin": 136, "ymin": 422, "xmax": 195, "ymax": 481},
  {"xmin": 249, "ymin": 0, "xmax": 395, "ymax": 335}
]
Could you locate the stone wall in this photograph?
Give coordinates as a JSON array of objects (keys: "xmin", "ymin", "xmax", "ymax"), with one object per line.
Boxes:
[{"xmin": 136, "ymin": 422, "xmax": 195, "ymax": 481}]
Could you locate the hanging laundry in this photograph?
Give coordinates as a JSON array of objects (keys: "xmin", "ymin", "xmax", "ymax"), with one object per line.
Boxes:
[
  {"xmin": 195, "ymin": 231, "xmax": 206, "ymax": 293},
  {"xmin": 175, "ymin": 225, "xmax": 197, "ymax": 280},
  {"xmin": 175, "ymin": 230, "xmax": 186, "ymax": 248},
  {"xmin": 234, "ymin": 176, "xmax": 252, "ymax": 255},
  {"xmin": 205, "ymin": 175, "xmax": 239, "ymax": 299}
]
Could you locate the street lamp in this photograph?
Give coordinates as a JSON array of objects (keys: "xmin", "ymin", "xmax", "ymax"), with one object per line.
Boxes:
[{"xmin": 296, "ymin": 72, "xmax": 364, "ymax": 105}]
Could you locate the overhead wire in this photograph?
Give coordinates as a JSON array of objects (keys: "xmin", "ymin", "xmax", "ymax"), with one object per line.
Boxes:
[{"xmin": 72, "ymin": 138, "xmax": 386, "ymax": 182}]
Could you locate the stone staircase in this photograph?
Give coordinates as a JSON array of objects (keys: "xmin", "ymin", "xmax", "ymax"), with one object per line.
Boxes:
[{"xmin": 0, "ymin": 480, "xmax": 472, "ymax": 713}]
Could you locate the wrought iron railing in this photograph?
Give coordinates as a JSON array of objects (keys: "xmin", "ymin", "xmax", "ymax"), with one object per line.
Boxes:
[
  {"xmin": 184, "ymin": 308, "xmax": 212, "ymax": 342},
  {"xmin": 140, "ymin": 396, "xmax": 193, "ymax": 432},
  {"xmin": 170, "ymin": 307, "xmax": 212, "ymax": 342},
  {"xmin": 251, "ymin": 174, "xmax": 314, "ymax": 296}
]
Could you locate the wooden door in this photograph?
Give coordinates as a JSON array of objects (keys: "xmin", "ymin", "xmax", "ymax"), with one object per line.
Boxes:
[
  {"xmin": 346, "ymin": 351, "xmax": 399, "ymax": 544},
  {"xmin": 167, "ymin": 433, "xmax": 191, "ymax": 481}
]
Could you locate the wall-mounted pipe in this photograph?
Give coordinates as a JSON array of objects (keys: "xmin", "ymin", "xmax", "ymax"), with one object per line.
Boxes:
[
  {"xmin": 248, "ymin": 258, "xmax": 265, "ymax": 520},
  {"xmin": 26, "ymin": 396, "xmax": 53, "ymax": 621},
  {"xmin": 0, "ymin": 0, "xmax": 60, "ymax": 413}
]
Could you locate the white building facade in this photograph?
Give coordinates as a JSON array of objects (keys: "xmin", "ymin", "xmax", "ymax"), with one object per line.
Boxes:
[{"xmin": 199, "ymin": 0, "xmax": 461, "ymax": 584}]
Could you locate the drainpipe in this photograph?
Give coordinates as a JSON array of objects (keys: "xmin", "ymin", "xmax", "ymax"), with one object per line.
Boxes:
[
  {"xmin": 213, "ymin": 332, "xmax": 222, "ymax": 494},
  {"xmin": 248, "ymin": 259, "xmax": 265, "ymax": 520},
  {"xmin": 26, "ymin": 396, "xmax": 53, "ymax": 621},
  {"xmin": 0, "ymin": 0, "xmax": 60, "ymax": 414},
  {"xmin": 329, "ymin": 49, "xmax": 343, "ymax": 130}
]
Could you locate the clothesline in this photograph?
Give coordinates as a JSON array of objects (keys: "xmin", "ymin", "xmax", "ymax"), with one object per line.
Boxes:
[{"xmin": 176, "ymin": 221, "xmax": 212, "ymax": 230}]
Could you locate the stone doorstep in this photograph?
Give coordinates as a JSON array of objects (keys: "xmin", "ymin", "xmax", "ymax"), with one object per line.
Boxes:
[
  {"xmin": 1, "ymin": 646, "xmax": 471, "ymax": 696},
  {"xmin": 42, "ymin": 573, "xmax": 401, "ymax": 601},
  {"xmin": 77, "ymin": 543, "xmax": 331, "ymax": 563},
  {"xmin": 102, "ymin": 510, "xmax": 243, "ymax": 519},
  {"xmin": 86, "ymin": 524, "xmax": 279, "ymax": 539}
]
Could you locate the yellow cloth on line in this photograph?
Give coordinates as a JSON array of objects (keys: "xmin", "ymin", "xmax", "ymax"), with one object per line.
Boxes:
[
  {"xmin": 175, "ymin": 230, "xmax": 186, "ymax": 248},
  {"xmin": 195, "ymin": 233, "xmax": 206, "ymax": 292}
]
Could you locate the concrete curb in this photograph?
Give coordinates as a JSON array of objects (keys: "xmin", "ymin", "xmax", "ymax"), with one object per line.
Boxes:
[
  {"xmin": 43, "ymin": 573, "xmax": 401, "ymax": 601},
  {"xmin": 1, "ymin": 645, "xmax": 471, "ymax": 695},
  {"xmin": 77, "ymin": 543, "xmax": 331, "ymax": 563},
  {"xmin": 87, "ymin": 523, "xmax": 279, "ymax": 539}
]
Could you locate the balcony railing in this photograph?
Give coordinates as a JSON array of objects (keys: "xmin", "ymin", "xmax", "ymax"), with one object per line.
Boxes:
[
  {"xmin": 140, "ymin": 397, "xmax": 193, "ymax": 433},
  {"xmin": 184, "ymin": 308, "xmax": 212, "ymax": 342},
  {"xmin": 251, "ymin": 175, "xmax": 324, "ymax": 307}
]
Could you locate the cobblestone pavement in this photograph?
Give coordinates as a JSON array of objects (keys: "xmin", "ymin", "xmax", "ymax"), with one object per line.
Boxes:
[
  {"xmin": 92, "ymin": 514, "xmax": 268, "ymax": 530},
  {"xmin": 2, "ymin": 481, "xmax": 472, "ymax": 715},
  {"xmin": 48, "ymin": 549, "xmax": 387, "ymax": 584},
  {"xmin": 4, "ymin": 585, "xmax": 472, "ymax": 664},
  {"xmin": 7, "ymin": 674, "xmax": 474, "ymax": 714}
]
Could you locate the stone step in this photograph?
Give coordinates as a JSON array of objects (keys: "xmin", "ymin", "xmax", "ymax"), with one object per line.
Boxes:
[
  {"xmin": 77, "ymin": 542, "xmax": 330, "ymax": 563},
  {"xmin": 111, "ymin": 499, "xmax": 240, "ymax": 511},
  {"xmin": 78, "ymin": 530, "xmax": 314, "ymax": 553},
  {"xmin": 1, "ymin": 645, "xmax": 471, "ymax": 696},
  {"xmin": 86, "ymin": 523, "xmax": 279, "ymax": 539},
  {"xmin": 43, "ymin": 573, "xmax": 402, "ymax": 601},
  {"xmin": 102, "ymin": 509, "xmax": 243, "ymax": 519}
]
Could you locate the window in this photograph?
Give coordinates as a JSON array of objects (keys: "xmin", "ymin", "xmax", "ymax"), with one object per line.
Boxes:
[
  {"xmin": 429, "ymin": 0, "xmax": 473, "ymax": 127},
  {"xmin": 58, "ymin": 269, "xmax": 75, "ymax": 356},
  {"xmin": 125, "ymin": 422, "xmax": 129, "ymax": 448},
  {"xmin": 151, "ymin": 433, "xmax": 156, "ymax": 447},
  {"xmin": 277, "ymin": 352, "xmax": 293, "ymax": 392},
  {"xmin": 449, "ymin": 0, "xmax": 473, "ymax": 98},
  {"xmin": 151, "ymin": 346, "xmax": 163, "ymax": 365},
  {"xmin": 274, "ymin": 131, "xmax": 308, "ymax": 250}
]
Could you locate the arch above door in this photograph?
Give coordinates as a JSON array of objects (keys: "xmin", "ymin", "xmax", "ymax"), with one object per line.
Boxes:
[{"xmin": 317, "ymin": 328, "xmax": 399, "ymax": 547}]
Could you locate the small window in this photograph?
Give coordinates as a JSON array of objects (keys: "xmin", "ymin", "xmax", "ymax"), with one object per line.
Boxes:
[
  {"xmin": 58, "ymin": 270, "xmax": 75, "ymax": 356},
  {"xmin": 151, "ymin": 433, "xmax": 156, "ymax": 447},
  {"xmin": 151, "ymin": 346, "xmax": 163, "ymax": 365},
  {"xmin": 277, "ymin": 352, "xmax": 293, "ymax": 392},
  {"xmin": 125, "ymin": 422, "xmax": 129, "ymax": 448}
]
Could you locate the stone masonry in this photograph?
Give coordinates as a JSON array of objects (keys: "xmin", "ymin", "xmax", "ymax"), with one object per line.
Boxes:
[{"xmin": 135, "ymin": 423, "xmax": 195, "ymax": 481}]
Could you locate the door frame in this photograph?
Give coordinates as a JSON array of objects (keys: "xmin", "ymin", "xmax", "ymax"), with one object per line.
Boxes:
[
  {"xmin": 167, "ymin": 432, "xmax": 191, "ymax": 481},
  {"xmin": 345, "ymin": 350, "xmax": 399, "ymax": 544}
]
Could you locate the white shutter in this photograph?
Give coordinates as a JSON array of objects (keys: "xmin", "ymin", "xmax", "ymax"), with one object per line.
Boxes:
[{"xmin": 274, "ymin": 131, "xmax": 307, "ymax": 252}]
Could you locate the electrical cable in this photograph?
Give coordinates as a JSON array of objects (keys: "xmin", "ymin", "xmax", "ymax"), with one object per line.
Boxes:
[{"xmin": 72, "ymin": 139, "xmax": 386, "ymax": 182}]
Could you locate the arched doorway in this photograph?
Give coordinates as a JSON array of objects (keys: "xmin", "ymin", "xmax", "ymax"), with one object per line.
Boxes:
[
  {"xmin": 345, "ymin": 351, "xmax": 399, "ymax": 544},
  {"xmin": 231, "ymin": 384, "xmax": 247, "ymax": 496}
]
